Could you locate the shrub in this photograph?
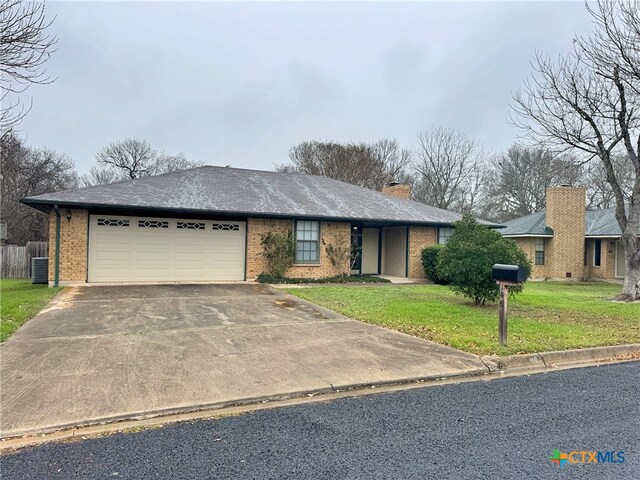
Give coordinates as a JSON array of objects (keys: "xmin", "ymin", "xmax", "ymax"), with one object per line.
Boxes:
[
  {"xmin": 256, "ymin": 274, "xmax": 391, "ymax": 284},
  {"xmin": 260, "ymin": 230, "xmax": 296, "ymax": 278},
  {"xmin": 421, "ymin": 244, "xmax": 449, "ymax": 284},
  {"xmin": 323, "ymin": 233, "xmax": 351, "ymax": 276},
  {"xmin": 437, "ymin": 214, "xmax": 532, "ymax": 305}
]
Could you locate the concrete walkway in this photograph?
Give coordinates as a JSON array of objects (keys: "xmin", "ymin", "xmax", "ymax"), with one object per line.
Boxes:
[{"xmin": 0, "ymin": 284, "xmax": 486, "ymax": 438}]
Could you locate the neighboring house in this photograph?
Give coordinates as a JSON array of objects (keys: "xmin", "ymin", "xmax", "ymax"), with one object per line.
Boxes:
[
  {"xmin": 21, "ymin": 166, "xmax": 496, "ymax": 286},
  {"xmin": 501, "ymin": 185, "xmax": 636, "ymax": 281}
]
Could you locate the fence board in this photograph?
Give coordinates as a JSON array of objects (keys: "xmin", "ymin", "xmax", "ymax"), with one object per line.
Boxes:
[{"xmin": 0, "ymin": 242, "xmax": 48, "ymax": 279}]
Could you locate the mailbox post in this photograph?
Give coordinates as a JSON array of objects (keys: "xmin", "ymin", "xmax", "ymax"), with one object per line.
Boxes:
[{"xmin": 491, "ymin": 264, "xmax": 526, "ymax": 345}]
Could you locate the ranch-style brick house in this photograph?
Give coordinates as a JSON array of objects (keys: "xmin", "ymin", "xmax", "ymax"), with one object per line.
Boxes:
[
  {"xmin": 501, "ymin": 185, "xmax": 637, "ymax": 281},
  {"xmin": 21, "ymin": 166, "xmax": 496, "ymax": 286}
]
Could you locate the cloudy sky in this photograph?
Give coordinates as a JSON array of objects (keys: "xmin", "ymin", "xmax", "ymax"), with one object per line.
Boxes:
[{"xmin": 18, "ymin": 1, "xmax": 595, "ymax": 174}]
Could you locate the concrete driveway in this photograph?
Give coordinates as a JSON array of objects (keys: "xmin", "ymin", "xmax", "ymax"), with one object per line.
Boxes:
[{"xmin": 0, "ymin": 284, "xmax": 487, "ymax": 438}]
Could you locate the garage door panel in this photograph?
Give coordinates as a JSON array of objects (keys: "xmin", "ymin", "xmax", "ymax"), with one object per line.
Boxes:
[
  {"xmin": 209, "ymin": 239, "xmax": 244, "ymax": 248},
  {"xmin": 173, "ymin": 269, "xmax": 207, "ymax": 279},
  {"xmin": 134, "ymin": 235, "xmax": 172, "ymax": 245},
  {"xmin": 89, "ymin": 216, "xmax": 246, "ymax": 282},
  {"xmin": 174, "ymin": 251, "xmax": 208, "ymax": 261},
  {"xmin": 175, "ymin": 239, "xmax": 208, "ymax": 248},
  {"xmin": 133, "ymin": 268, "xmax": 172, "ymax": 279},
  {"xmin": 135, "ymin": 251, "xmax": 169, "ymax": 261},
  {"xmin": 94, "ymin": 250, "xmax": 132, "ymax": 262},
  {"xmin": 93, "ymin": 235, "xmax": 131, "ymax": 246},
  {"xmin": 94, "ymin": 268, "xmax": 133, "ymax": 280}
]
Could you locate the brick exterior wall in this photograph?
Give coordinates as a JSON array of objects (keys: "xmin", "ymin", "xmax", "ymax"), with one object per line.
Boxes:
[
  {"xmin": 545, "ymin": 186, "xmax": 586, "ymax": 280},
  {"xmin": 511, "ymin": 187, "xmax": 623, "ymax": 281},
  {"xmin": 584, "ymin": 238, "xmax": 617, "ymax": 280},
  {"xmin": 512, "ymin": 237, "xmax": 551, "ymax": 279},
  {"xmin": 407, "ymin": 226, "xmax": 437, "ymax": 278},
  {"xmin": 246, "ymin": 218, "xmax": 351, "ymax": 280},
  {"xmin": 45, "ymin": 209, "xmax": 444, "ymax": 283},
  {"xmin": 48, "ymin": 208, "xmax": 89, "ymax": 284}
]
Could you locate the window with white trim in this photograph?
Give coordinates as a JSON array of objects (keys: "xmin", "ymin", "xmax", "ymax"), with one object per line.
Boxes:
[
  {"xmin": 437, "ymin": 227, "xmax": 453, "ymax": 244},
  {"xmin": 295, "ymin": 220, "xmax": 320, "ymax": 263},
  {"xmin": 535, "ymin": 238, "xmax": 545, "ymax": 265}
]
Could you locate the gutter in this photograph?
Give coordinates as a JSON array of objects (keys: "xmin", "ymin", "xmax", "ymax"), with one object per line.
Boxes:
[{"xmin": 53, "ymin": 204, "xmax": 60, "ymax": 288}]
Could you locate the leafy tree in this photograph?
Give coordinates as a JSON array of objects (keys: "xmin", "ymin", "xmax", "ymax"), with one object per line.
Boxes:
[{"xmin": 437, "ymin": 215, "xmax": 531, "ymax": 305}]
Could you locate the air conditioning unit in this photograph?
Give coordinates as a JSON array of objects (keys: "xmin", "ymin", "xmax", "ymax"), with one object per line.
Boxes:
[{"xmin": 31, "ymin": 257, "xmax": 48, "ymax": 284}]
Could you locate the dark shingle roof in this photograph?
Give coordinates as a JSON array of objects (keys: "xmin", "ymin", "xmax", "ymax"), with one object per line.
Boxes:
[
  {"xmin": 500, "ymin": 211, "xmax": 553, "ymax": 236},
  {"xmin": 22, "ymin": 166, "xmax": 497, "ymax": 226},
  {"xmin": 501, "ymin": 206, "xmax": 636, "ymax": 237},
  {"xmin": 585, "ymin": 208, "xmax": 623, "ymax": 236}
]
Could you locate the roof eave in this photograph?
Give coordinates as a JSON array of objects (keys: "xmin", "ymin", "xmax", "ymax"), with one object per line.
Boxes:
[
  {"xmin": 21, "ymin": 198, "xmax": 499, "ymax": 227},
  {"xmin": 502, "ymin": 233, "xmax": 554, "ymax": 238}
]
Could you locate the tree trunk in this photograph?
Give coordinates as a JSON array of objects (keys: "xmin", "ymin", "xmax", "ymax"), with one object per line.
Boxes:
[{"xmin": 619, "ymin": 231, "xmax": 640, "ymax": 301}]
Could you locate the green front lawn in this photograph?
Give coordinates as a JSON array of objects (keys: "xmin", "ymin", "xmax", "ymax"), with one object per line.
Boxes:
[
  {"xmin": 0, "ymin": 279, "xmax": 60, "ymax": 342},
  {"xmin": 285, "ymin": 282, "xmax": 639, "ymax": 356}
]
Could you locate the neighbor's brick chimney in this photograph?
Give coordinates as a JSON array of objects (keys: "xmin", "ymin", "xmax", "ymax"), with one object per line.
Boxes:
[
  {"xmin": 545, "ymin": 185, "xmax": 586, "ymax": 280},
  {"xmin": 383, "ymin": 182, "xmax": 410, "ymax": 200}
]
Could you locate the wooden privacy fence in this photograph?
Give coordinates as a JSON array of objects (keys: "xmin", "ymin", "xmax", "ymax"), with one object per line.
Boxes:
[{"xmin": 0, "ymin": 242, "xmax": 48, "ymax": 279}]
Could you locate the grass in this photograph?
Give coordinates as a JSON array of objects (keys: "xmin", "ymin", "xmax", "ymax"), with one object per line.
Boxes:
[
  {"xmin": 0, "ymin": 279, "xmax": 60, "ymax": 342},
  {"xmin": 285, "ymin": 282, "xmax": 639, "ymax": 356}
]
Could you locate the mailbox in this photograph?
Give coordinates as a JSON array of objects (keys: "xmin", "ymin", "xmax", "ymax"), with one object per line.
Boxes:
[{"xmin": 492, "ymin": 264, "xmax": 526, "ymax": 283}]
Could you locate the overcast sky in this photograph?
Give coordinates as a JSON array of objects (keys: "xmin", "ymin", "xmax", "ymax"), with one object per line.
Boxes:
[{"xmin": 18, "ymin": 1, "xmax": 595, "ymax": 174}]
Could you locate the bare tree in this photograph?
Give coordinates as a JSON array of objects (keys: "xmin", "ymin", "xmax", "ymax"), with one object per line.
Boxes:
[
  {"xmin": 96, "ymin": 139, "xmax": 155, "ymax": 180},
  {"xmin": 1, "ymin": 131, "xmax": 77, "ymax": 244},
  {"xmin": 585, "ymin": 154, "xmax": 635, "ymax": 209},
  {"xmin": 277, "ymin": 138, "xmax": 411, "ymax": 191},
  {"xmin": 1, "ymin": 0, "xmax": 57, "ymax": 137},
  {"xmin": 82, "ymin": 138, "xmax": 203, "ymax": 186},
  {"xmin": 511, "ymin": 0, "xmax": 640, "ymax": 300},
  {"xmin": 485, "ymin": 146, "xmax": 584, "ymax": 221},
  {"xmin": 79, "ymin": 165, "xmax": 121, "ymax": 187},
  {"xmin": 412, "ymin": 126, "xmax": 488, "ymax": 211}
]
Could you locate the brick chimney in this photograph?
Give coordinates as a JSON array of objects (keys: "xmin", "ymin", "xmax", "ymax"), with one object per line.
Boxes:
[
  {"xmin": 382, "ymin": 182, "xmax": 410, "ymax": 200},
  {"xmin": 545, "ymin": 185, "xmax": 586, "ymax": 280}
]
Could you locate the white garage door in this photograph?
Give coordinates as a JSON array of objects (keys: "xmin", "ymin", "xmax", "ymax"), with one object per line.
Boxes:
[{"xmin": 88, "ymin": 215, "xmax": 246, "ymax": 282}]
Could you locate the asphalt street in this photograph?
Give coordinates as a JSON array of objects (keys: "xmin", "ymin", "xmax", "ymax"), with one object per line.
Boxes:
[{"xmin": 2, "ymin": 362, "xmax": 638, "ymax": 479}]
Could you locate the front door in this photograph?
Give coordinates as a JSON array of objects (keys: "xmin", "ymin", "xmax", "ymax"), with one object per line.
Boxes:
[{"xmin": 361, "ymin": 228, "xmax": 380, "ymax": 274}]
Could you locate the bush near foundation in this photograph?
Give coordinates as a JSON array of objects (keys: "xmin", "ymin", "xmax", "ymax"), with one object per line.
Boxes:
[
  {"xmin": 260, "ymin": 231, "xmax": 296, "ymax": 278},
  {"xmin": 256, "ymin": 274, "xmax": 391, "ymax": 284},
  {"xmin": 421, "ymin": 244, "xmax": 449, "ymax": 284}
]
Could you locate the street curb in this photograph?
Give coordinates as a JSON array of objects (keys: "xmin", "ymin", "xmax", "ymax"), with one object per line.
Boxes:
[
  {"xmin": 2, "ymin": 346, "xmax": 638, "ymax": 451},
  {"xmin": 481, "ymin": 344, "xmax": 640, "ymax": 372},
  {"xmin": 0, "ymin": 368, "xmax": 489, "ymax": 443}
]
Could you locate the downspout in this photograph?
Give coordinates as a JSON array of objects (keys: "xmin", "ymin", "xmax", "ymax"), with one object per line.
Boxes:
[{"xmin": 53, "ymin": 204, "xmax": 61, "ymax": 287}]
